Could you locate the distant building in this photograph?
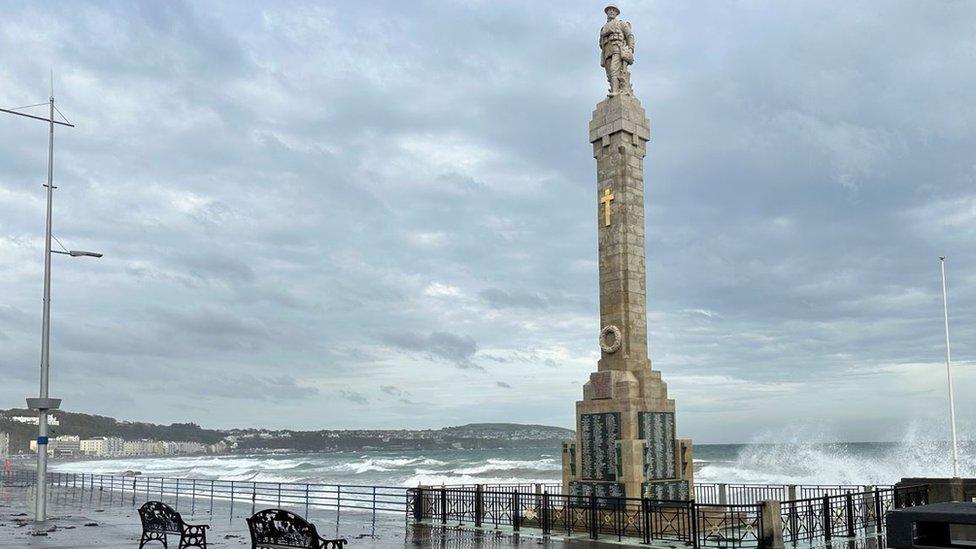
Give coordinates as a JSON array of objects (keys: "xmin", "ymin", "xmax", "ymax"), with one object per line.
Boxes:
[
  {"xmin": 161, "ymin": 441, "xmax": 205, "ymax": 455},
  {"xmin": 0, "ymin": 432, "xmax": 9, "ymax": 459},
  {"xmin": 29, "ymin": 435, "xmax": 80, "ymax": 457},
  {"xmin": 207, "ymin": 441, "xmax": 228, "ymax": 454},
  {"xmin": 80, "ymin": 437, "xmax": 124, "ymax": 457},
  {"xmin": 123, "ymin": 439, "xmax": 163, "ymax": 456},
  {"xmin": 8, "ymin": 415, "xmax": 59, "ymax": 426}
]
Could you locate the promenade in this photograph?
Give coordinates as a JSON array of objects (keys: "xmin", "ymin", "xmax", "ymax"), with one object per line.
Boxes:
[{"xmin": 0, "ymin": 482, "xmax": 622, "ymax": 548}]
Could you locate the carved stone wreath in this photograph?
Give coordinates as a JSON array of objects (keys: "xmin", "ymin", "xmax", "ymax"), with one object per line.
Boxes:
[{"xmin": 599, "ymin": 325, "xmax": 622, "ymax": 354}]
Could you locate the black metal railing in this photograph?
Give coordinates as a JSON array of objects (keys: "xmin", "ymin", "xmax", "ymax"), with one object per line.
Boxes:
[
  {"xmin": 3, "ymin": 470, "xmax": 932, "ymax": 548},
  {"xmin": 408, "ymin": 485, "xmax": 764, "ymax": 547},
  {"xmin": 437, "ymin": 482, "xmax": 563, "ymax": 495},
  {"xmin": 694, "ymin": 483, "xmax": 895, "ymax": 505},
  {"xmin": 696, "ymin": 502, "xmax": 764, "ymax": 548},
  {"xmin": 2, "ymin": 470, "xmax": 408, "ymax": 520},
  {"xmin": 780, "ymin": 484, "xmax": 928, "ymax": 544}
]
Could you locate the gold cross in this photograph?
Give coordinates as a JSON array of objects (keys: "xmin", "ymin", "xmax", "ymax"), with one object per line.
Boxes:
[{"xmin": 600, "ymin": 188, "xmax": 614, "ymax": 227}]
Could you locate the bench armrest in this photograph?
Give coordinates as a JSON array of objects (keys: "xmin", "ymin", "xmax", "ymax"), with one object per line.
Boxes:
[{"xmin": 318, "ymin": 537, "xmax": 347, "ymax": 548}]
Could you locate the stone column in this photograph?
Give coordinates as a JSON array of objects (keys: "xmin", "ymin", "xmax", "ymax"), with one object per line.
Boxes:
[
  {"xmin": 566, "ymin": 93, "xmax": 692, "ymax": 501},
  {"xmin": 583, "ymin": 94, "xmax": 669, "ymax": 404},
  {"xmin": 760, "ymin": 499, "xmax": 786, "ymax": 549}
]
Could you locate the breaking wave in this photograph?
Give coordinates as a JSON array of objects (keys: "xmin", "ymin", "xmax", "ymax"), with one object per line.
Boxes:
[{"xmin": 695, "ymin": 422, "xmax": 975, "ymax": 485}]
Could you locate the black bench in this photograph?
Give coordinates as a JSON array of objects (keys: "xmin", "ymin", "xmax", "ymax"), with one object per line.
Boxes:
[
  {"xmin": 138, "ymin": 500, "xmax": 209, "ymax": 548},
  {"xmin": 246, "ymin": 508, "xmax": 347, "ymax": 548}
]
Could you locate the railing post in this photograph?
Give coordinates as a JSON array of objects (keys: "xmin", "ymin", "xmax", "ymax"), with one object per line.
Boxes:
[
  {"xmin": 277, "ymin": 482, "xmax": 281, "ymax": 508},
  {"xmin": 718, "ymin": 483, "xmax": 728, "ymax": 505},
  {"xmin": 251, "ymin": 483, "xmax": 256, "ymax": 515},
  {"xmin": 641, "ymin": 497, "xmax": 650, "ymax": 544},
  {"xmin": 132, "ymin": 478, "xmax": 137, "ymax": 506},
  {"xmin": 788, "ymin": 500, "xmax": 798, "ymax": 544},
  {"xmin": 175, "ymin": 478, "xmax": 180, "ymax": 510},
  {"xmin": 759, "ymin": 499, "xmax": 785, "ymax": 549},
  {"xmin": 475, "ymin": 485, "xmax": 483, "ymax": 527},
  {"xmin": 440, "ymin": 488, "xmax": 447, "ymax": 525},
  {"xmin": 305, "ymin": 484, "xmax": 310, "ymax": 518},
  {"xmin": 542, "ymin": 491, "xmax": 550, "ymax": 536},
  {"xmin": 845, "ymin": 493, "xmax": 855, "ymax": 537},
  {"xmin": 336, "ymin": 485, "xmax": 342, "ymax": 524},
  {"xmin": 413, "ymin": 488, "xmax": 424, "ymax": 522},
  {"xmin": 512, "ymin": 490, "xmax": 520, "ymax": 532},
  {"xmin": 210, "ymin": 480, "xmax": 214, "ymax": 515},
  {"xmin": 822, "ymin": 495, "xmax": 832, "ymax": 542},
  {"xmin": 191, "ymin": 479, "xmax": 196, "ymax": 513},
  {"xmin": 229, "ymin": 481, "xmax": 235, "ymax": 516},
  {"xmin": 589, "ymin": 492, "xmax": 598, "ymax": 539},
  {"xmin": 874, "ymin": 488, "xmax": 883, "ymax": 533}
]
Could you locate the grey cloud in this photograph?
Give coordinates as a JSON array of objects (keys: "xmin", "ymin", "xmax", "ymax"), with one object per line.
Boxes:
[
  {"xmin": 480, "ymin": 288, "xmax": 549, "ymax": 310},
  {"xmin": 496, "ymin": 381, "xmax": 511, "ymax": 389},
  {"xmin": 381, "ymin": 331, "xmax": 479, "ymax": 370},
  {"xmin": 178, "ymin": 252, "xmax": 255, "ymax": 284},
  {"xmin": 339, "ymin": 390, "xmax": 368, "ymax": 405},
  {"xmin": 0, "ymin": 2, "xmax": 974, "ymax": 440},
  {"xmin": 195, "ymin": 375, "xmax": 318, "ymax": 402}
]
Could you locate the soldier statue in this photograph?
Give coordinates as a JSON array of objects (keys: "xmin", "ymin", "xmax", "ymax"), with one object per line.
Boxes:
[{"xmin": 600, "ymin": 4, "xmax": 635, "ymax": 96}]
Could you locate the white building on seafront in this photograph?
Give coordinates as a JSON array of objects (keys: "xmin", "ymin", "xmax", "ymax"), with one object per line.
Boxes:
[
  {"xmin": 161, "ymin": 441, "xmax": 206, "ymax": 455},
  {"xmin": 29, "ymin": 435, "xmax": 81, "ymax": 457},
  {"xmin": 80, "ymin": 437, "xmax": 124, "ymax": 457},
  {"xmin": 122, "ymin": 439, "xmax": 164, "ymax": 456},
  {"xmin": 8, "ymin": 415, "xmax": 59, "ymax": 426}
]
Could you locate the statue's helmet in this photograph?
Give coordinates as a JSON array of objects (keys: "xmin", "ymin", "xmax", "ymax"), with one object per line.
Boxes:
[{"xmin": 605, "ymin": 4, "xmax": 620, "ymax": 16}]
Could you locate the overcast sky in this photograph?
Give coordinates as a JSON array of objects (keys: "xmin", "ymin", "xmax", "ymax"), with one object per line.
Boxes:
[{"xmin": 0, "ymin": 1, "xmax": 974, "ymax": 444}]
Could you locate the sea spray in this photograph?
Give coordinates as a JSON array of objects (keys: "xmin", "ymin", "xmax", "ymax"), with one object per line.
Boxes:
[{"xmin": 695, "ymin": 421, "xmax": 974, "ymax": 485}]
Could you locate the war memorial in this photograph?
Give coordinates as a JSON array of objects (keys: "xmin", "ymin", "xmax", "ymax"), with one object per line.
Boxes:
[
  {"xmin": 561, "ymin": 3, "xmax": 693, "ymax": 504},
  {"xmin": 0, "ymin": 5, "xmax": 971, "ymax": 549}
]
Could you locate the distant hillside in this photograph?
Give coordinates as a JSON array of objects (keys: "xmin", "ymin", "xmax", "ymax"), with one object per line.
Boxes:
[
  {"xmin": 0, "ymin": 408, "xmax": 573, "ymax": 454},
  {"xmin": 0, "ymin": 408, "xmax": 224, "ymax": 453},
  {"xmin": 443, "ymin": 423, "xmax": 574, "ymax": 438}
]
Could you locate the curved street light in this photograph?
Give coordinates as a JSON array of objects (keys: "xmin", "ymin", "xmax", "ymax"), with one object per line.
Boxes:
[
  {"xmin": 53, "ymin": 249, "xmax": 103, "ymax": 258},
  {"xmin": 2, "ymin": 86, "xmax": 100, "ymax": 524}
]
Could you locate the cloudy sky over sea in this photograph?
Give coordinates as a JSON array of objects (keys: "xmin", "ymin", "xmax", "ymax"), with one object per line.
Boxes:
[{"xmin": 0, "ymin": 1, "xmax": 974, "ymax": 443}]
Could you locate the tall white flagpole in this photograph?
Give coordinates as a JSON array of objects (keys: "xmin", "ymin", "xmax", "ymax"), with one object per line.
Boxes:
[{"xmin": 939, "ymin": 256, "xmax": 961, "ymax": 478}]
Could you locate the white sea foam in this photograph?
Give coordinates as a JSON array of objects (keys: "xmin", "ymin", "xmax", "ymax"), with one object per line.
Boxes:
[
  {"xmin": 451, "ymin": 458, "xmax": 558, "ymax": 476},
  {"xmin": 52, "ymin": 423, "xmax": 972, "ymax": 488}
]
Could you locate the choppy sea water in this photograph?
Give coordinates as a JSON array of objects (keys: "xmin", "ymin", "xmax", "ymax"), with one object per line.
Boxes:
[{"xmin": 52, "ymin": 434, "xmax": 974, "ymax": 487}]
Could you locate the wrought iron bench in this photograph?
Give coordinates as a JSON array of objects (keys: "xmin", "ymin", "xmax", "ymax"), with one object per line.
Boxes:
[
  {"xmin": 138, "ymin": 500, "xmax": 209, "ymax": 548},
  {"xmin": 246, "ymin": 508, "xmax": 348, "ymax": 548}
]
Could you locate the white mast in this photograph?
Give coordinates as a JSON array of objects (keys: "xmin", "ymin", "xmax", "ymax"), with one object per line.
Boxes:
[{"xmin": 939, "ymin": 256, "xmax": 961, "ymax": 478}]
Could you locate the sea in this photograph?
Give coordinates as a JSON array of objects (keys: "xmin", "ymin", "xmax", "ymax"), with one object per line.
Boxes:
[{"xmin": 50, "ymin": 435, "xmax": 974, "ymax": 488}]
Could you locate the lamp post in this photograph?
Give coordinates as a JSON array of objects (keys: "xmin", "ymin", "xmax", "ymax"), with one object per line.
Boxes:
[
  {"xmin": 938, "ymin": 256, "xmax": 961, "ymax": 478},
  {"xmin": 2, "ymin": 88, "xmax": 99, "ymax": 522}
]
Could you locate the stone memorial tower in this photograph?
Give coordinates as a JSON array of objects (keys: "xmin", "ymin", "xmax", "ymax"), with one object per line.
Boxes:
[{"xmin": 562, "ymin": 4, "xmax": 694, "ymax": 501}]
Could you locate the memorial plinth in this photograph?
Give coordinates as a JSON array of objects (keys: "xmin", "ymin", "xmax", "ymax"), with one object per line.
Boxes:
[{"xmin": 562, "ymin": 6, "xmax": 693, "ymax": 500}]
